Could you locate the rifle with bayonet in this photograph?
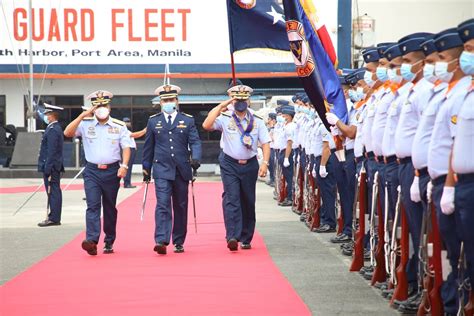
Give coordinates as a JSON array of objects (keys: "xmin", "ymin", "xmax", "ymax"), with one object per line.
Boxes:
[
  {"xmin": 391, "ymin": 200, "xmax": 409, "ymax": 305},
  {"xmin": 384, "ymin": 184, "xmax": 392, "ymax": 278},
  {"xmin": 417, "ymin": 196, "xmax": 434, "ymax": 315},
  {"xmin": 350, "ymin": 166, "xmax": 367, "ymax": 272},
  {"xmin": 293, "ymin": 152, "xmax": 304, "ymax": 215},
  {"xmin": 369, "ymin": 172, "xmax": 379, "ymax": 269},
  {"xmin": 390, "ymin": 185, "xmax": 402, "ymax": 288},
  {"xmin": 308, "ymin": 161, "xmax": 321, "ymax": 231},
  {"xmin": 371, "ymin": 177, "xmax": 387, "ymax": 286}
]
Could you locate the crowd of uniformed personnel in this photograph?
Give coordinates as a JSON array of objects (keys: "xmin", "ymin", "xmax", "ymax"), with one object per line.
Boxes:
[{"xmin": 266, "ymin": 19, "xmax": 473, "ymax": 315}]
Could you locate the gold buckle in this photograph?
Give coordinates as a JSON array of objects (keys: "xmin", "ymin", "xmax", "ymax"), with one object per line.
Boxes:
[
  {"xmin": 97, "ymin": 164, "xmax": 108, "ymax": 169},
  {"xmin": 237, "ymin": 160, "xmax": 248, "ymax": 165}
]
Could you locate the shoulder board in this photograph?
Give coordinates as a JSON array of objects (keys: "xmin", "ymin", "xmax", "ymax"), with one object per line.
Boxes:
[
  {"xmin": 111, "ymin": 118, "xmax": 126, "ymax": 126},
  {"xmin": 221, "ymin": 112, "xmax": 231, "ymax": 117},
  {"xmin": 149, "ymin": 113, "xmax": 160, "ymax": 118},
  {"xmin": 181, "ymin": 112, "xmax": 193, "ymax": 118},
  {"xmin": 82, "ymin": 117, "xmax": 94, "ymax": 121},
  {"xmin": 253, "ymin": 113, "xmax": 263, "ymax": 120}
]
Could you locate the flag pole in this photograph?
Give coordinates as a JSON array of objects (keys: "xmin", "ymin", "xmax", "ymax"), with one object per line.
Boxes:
[
  {"xmin": 226, "ymin": 0, "xmax": 237, "ymax": 86},
  {"xmin": 230, "ymin": 53, "xmax": 237, "ymax": 85}
]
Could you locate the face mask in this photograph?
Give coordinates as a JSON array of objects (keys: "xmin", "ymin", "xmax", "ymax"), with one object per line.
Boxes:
[
  {"xmin": 376, "ymin": 67, "xmax": 388, "ymax": 82},
  {"xmin": 348, "ymin": 89, "xmax": 360, "ymax": 102},
  {"xmin": 43, "ymin": 115, "xmax": 49, "ymax": 125},
  {"xmin": 460, "ymin": 51, "xmax": 474, "ymax": 75},
  {"xmin": 162, "ymin": 102, "xmax": 176, "ymax": 114},
  {"xmin": 276, "ymin": 116, "xmax": 285, "ymax": 123},
  {"xmin": 435, "ymin": 59, "xmax": 457, "ymax": 83},
  {"xmin": 309, "ymin": 109, "xmax": 316, "ymax": 119},
  {"xmin": 95, "ymin": 107, "xmax": 110, "ymax": 120},
  {"xmin": 234, "ymin": 100, "xmax": 248, "ymax": 112},
  {"xmin": 387, "ymin": 68, "xmax": 402, "ymax": 84},
  {"xmin": 423, "ymin": 63, "xmax": 438, "ymax": 83},
  {"xmin": 364, "ymin": 71, "xmax": 376, "ymax": 87},
  {"xmin": 356, "ymin": 87, "xmax": 366, "ymax": 100}
]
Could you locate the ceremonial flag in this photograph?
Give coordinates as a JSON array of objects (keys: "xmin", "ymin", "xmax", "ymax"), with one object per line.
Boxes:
[
  {"xmin": 226, "ymin": 0, "xmax": 290, "ymax": 53},
  {"xmin": 282, "ymin": 0, "xmax": 348, "ymax": 128}
]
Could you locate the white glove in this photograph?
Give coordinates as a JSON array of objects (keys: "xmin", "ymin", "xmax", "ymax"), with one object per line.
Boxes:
[
  {"xmin": 326, "ymin": 112, "xmax": 340, "ymax": 125},
  {"xmin": 319, "ymin": 165, "xmax": 328, "ymax": 178},
  {"xmin": 427, "ymin": 181, "xmax": 433, "ymax": 203},
  {"xmin": 440, "ymin": 186, "xmax": 455, "ymax": 215},
  {"xmin": 283, "ymin": 158, "xmax": 290, "ymax": 167},
  {"xmin": 410, "ymin": 176, "xmax": 421, "ymax": 202},
  {"xmin": 312, "ymin": 166, "xmax": 317, "ymax": 178},
  {"xmin": 330, "ymin": 126, "xmax": 339, "ymax": 136}
]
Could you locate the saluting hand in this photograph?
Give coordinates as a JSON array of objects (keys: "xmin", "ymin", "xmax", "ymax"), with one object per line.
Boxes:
[
  {"xmin": 220, "ymin": 98, "xmax": 235, "ymax": 112},
  {"xmin": 82, "ymin": 105, "xmax": 97, "ymax": 118}
]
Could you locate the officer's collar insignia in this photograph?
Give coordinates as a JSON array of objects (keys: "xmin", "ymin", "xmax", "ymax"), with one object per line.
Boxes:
[{"xmin": 157, "ymin": 121, "xmax": 162, "ymax": 125}]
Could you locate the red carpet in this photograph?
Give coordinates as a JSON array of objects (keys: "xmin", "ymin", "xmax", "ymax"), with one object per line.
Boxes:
[
  {"xmin": 1, "ymin": 182, "xmax": 310, "ymax": 315},
  {"xmin": 0, "ymin": 183, "xmax": 142, "ymax": 194}
]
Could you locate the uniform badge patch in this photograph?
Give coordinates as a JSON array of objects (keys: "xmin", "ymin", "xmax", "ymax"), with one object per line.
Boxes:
[
  {"xmin": 287, "ymin": 20, "xmax": 315, "ymax": 77},
  {"xmin": 235, "ymin": 0, "xmax": 256, "ymax": 9},
  {"xmin": 451, "ymin": 115, "xmax": 457, "ymax": 124}
]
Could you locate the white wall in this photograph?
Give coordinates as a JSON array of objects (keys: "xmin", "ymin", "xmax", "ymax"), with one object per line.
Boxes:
[
  {"xmin": 0, "ymin": 78, "xmax": 229, "ymax": 127},
  {"xmin": 355, "ymin": 0, "xmax": 474, "ymax": 43}
]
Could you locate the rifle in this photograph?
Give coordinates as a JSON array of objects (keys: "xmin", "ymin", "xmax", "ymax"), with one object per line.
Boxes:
[
  {"xmin": 273, "ymin": 150, "xmax": 280, "ymax": 199},
  {"xmin": 428, "ymin": 191, "xmax": 444, "ymax": 316},
  {"xmin": 457, "ymin": 242, "xmax": 469, "ymax": 316},
  {"xmin": 278, "ymin": 157, "xmax": 287, "ymax": 203},
  {"xmin": 384, "ymin": 184, "xmax": 392, "ymax": 276},
  {"xmin": 303, "ymin": 161, "xmax": 311, "ymax": 226},
  {"xmin": 309, "ymin": 180, "xmax": 321, "ymax": 231},
  {"xmin": 391, "ymin": 197, "xmax": 409, "ymax": 304},
  {"xmin": 293, "ymin": 153, "xmax": 304, "ymax": 214},
  {"xmin": 369, "ymin": 171, "xmax": 379, "ymax": 268},
  {"xmin": 417, "ymin": 199, "xmax": 432, "ymax": 315},
  {"xmin": 350, "ymin": 165, "xmax": 367, "ymax": 272},
  {"xmin": 371, "ymin": 176, "xmax": 387, "ymax": 285},
  {"xmin": 390, "ymin": 186, "xmax": 401, "ymax": 287}
]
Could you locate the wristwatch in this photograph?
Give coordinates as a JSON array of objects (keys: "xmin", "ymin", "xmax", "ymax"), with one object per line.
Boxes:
[{"xmin": 120, "ymin": 164, "xmax": 129, "ymax": 169}]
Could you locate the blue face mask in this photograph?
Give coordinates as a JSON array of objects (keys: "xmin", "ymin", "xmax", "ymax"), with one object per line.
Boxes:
[
  {"xmin": 387, "ymin": 68, "xmax": 402, "ymax": 84},
  {"xmin": 400, "ymin": 63, "xmax": 416, "ymax": 82},
  {"xmin": 276, "ymin": 116, "xmax": 285, "ymax": 123},
  {"xmin": 43, "ymin": 115, "xmax": 49, "ymax": 125},
  {"xmin": 234, "ymin": 100, "xmax": 248, "ymax": 112},
  {"xmin": 364, "ymin": 71, "xmax": 375, "ymax": 87},
  {"xmin": 435, "ymin": 60, "xmax": 457, "ymax": 83},
  {"xmin": 348, "ymin": 89, "xmax": 360, "ymax": 102},
  {"xmin": 162, "ymin": 102, "xmax": 176, "ymax": 114},
  {"xmin": 376, "ymin": 67, "xmax": 388, "ymax": 82},
  {"xmin": 460, "ymin": 51, "xmax": 474, "ymax": 75},
  {"xmin": 356, "ymin": 87, "xmax": 366, "ymax": 100},
  {"xmin": 423, "ymin": 63, "xmax": 437, "ymax": 83}
]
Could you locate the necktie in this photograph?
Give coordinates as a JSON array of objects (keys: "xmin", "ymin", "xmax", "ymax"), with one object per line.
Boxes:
[{"xmin": 167, "ymin": 115, "xmax": 172, "ymax": 127}]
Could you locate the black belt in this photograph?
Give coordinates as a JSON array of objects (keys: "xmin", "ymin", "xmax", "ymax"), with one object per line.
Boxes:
[
  {"xmin": 224, "ymin": 154, "xmax": 256, "ymax": 165},
  {"xmin": 354, "ymin": 156, "xmax": 364, "ymax": 164},
  {"xmin": 365, "ymin": 151, "xmax": 375, "ymax": 159},
  {"xmin": 345, "ymin": 149, "xmax": 354, "ymax": 155},
  {"xmin": 417, "ymin": 167, "xmax": 428, "ymax": 177},
  {"xmin": 87, "ymin": 162, "xmax": 120, "ymax": 170},
  {"xmin": 397, "ymin": 157, "xmax": 412, "ymax": 165},
  {"xmin": 457, "ymin": 173, "xmax": 474, "ymax": 183},
  {"xmin": 432, "ymin": 175, "xmax": 447, "ymax": 186},
  {"xmin": 384, "ymin": 155, "xmax": 397, "ymax": 164}
]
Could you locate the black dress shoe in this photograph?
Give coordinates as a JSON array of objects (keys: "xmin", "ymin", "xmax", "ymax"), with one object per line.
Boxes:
[
  {"xmin": 37, "ymin": 219, "xmax": 61, "ymax": 227},
  {"xmin": 154, "ymin": 243, "xmax": 167, "ymax": 255},
  {"xmin": 330, "ymin": 233, "xmax": 351, "ymax": 243},
  {"xmin": 124, "ymin": 185, "xmax": 137, "ymax": 189},
  {"xmin": 278, "ymin": 199, "xmax": 292, "ymax": 207},
  {"xmin": 81, "ymin": 240, "xmax": 98, "ymax": 256},
  {"xmin": 174, "ymin": 244, "xmax": 184, "ymax": 253},
  {"xmin": 241, "ymin": 243, "xmax": 251, "ymax": 250},
  {"xmin": 314, "ymin": 224, "xmax": 336, "ymax": 233},
  {"xmin": 227, "ymin": 238, "xmax": 238, "ymax": 251},
  {"xmin": 103, "ymin": 242, "xmax": 114, "ymax": 254}
]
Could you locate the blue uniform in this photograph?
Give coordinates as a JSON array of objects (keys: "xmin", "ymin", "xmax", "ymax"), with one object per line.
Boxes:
[
  {"xmin": 142, "ymin": 112, "xmax": 202, "ymax": 246},
  {"xmin": 211, "ymin": 111, "xmax": 271, "ymax": 243},
  {"xmin": 124, "ymin": 129, "xmax": 137, "ymax": 187},
  {"xmin": 75, "ymin": 117, "xmax": 131, "ymax": 244},
  {"xmin": 38, "ymin": 121, "xmax": 64, "ymax": 223}
]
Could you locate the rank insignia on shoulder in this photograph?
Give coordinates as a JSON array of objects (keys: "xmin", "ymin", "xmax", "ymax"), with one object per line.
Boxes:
[
  {"xmin": 451, "ymin": 115, "xmax": 457, "ymax": 124},
  {"xmin": 150, "ymin": 113, "xmax": 159, "ymax": 118},
  {"xmin": 253, "ymin": 113, "xmax": 263, "ymax": 120},
  {"xmin": 83, "ymin": 117, "xmax": 94, "ymax": 120},
  {"xmin": 111, "ymin": 118, "xmax": 125, "ymax": 126},
  {"xmin": 221, "ymin": 112, "xmax": 231, "ymax": 117},
  {"xmin": 181, "ymin": 112, "xmax": 192, "ymax": 118}
]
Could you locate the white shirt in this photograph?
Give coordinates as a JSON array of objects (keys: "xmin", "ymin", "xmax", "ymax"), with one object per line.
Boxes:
[
  {"xmin": 284, "ymin": 121, "xmax": 298, "ymax": 149},
  {"xmin": 362, "ymin": 87, "xmax": 385, "ymax": 153},
  {"xmin": 394, "ymin": 78, "xmax": 434, "ymax": 158},
  {"xmin": 164, "ymin": 111, "xmax": 178, "ymax": 124},
  {"xmin": 345, "ymin": 103, "xmax": 357, "ymax": 150},
  {"xmin": 428, "ymin": 76, "xmax": 471, "ymax": 179},
  {"xmin": 411, "ymin": 82, "xmax": 448, "ymax": 170},
  {"xmin": 452, "ymin": 89, "xmax": 474, "ymax": 174},
  {"xmin": 353, "ymin": 103, "xmax": 367, "ymax": 158},
  {"xmin": 371, "ymin": 86, "xmax": 395, "ymax": 156}
]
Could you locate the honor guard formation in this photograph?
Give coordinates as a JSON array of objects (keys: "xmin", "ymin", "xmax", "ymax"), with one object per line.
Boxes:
[
  {"xmin": 30, "ymin": 17, "xmax": 474, "ymax": 316},
  {"xmin": 264, "ymin": 19, "xmax": 474, "ymax": 315}
]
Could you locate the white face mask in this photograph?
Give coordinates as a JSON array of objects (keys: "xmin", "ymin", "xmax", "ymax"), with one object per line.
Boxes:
[
  {"xmin": 435, "ymin": 60, "xmax": 457, "ymax": 83},
  {"xmin": 95, "ymin": 107, "xmax": 110, "ymax": 120},
  {"xmin": 387, "ymin": 68, "xmax": 402, "ymax": 84}
]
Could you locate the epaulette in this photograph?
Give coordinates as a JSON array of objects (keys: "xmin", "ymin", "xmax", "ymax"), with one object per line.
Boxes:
[
  {"xmin": 253, "ymin": 113, "xmax": 263, "ymax": 120},
  {"xmin": 149, "ymin": 113, "xmax": 160, "ymax": 118},
  {"xmin": 221, "ymin": 112, "xmax": 231, "ymax": 117},
  {"xmin": 181, "ymin": 112, "xmax": 193, "ymax": 118},
  {"xmin": 111, "ymin": 118, "xmax": 125, "ymax": 126},
  {"xmin": 82, "ymin": 117, "xmax": 93, "ymax": 120}
]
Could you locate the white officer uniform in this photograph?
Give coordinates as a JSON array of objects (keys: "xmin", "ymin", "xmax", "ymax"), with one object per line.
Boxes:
[
  {"xmin": 452, "ymin": 89, "xmax": 474, "ymax": 174},
  {"xmin": 371, "ymin": 84, "xmax": 395, "ymax": 157}
]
